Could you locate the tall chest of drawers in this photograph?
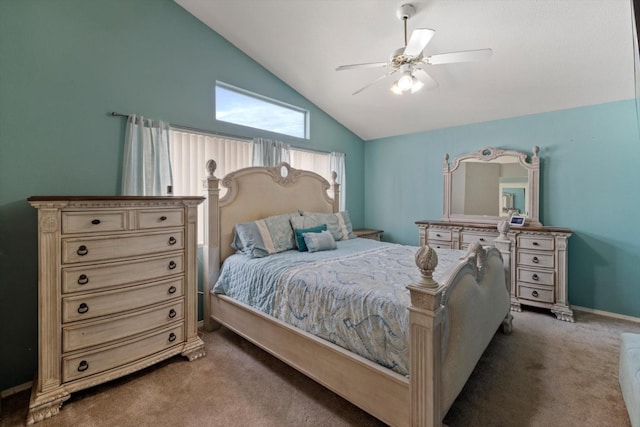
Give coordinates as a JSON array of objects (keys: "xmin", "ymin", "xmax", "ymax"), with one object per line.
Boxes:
[
  {"xmin": 27, "ymin": 196, "xmax": 205, "ymax": 424},
  {"xmin": 416, "ymin": 220, "xmax": 573, "ymax": 322}
]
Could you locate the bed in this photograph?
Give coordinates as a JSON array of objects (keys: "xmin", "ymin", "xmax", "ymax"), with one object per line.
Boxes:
[{"xmin": 201, "ymin": 160, "xmax": 513, "ymax": 427}]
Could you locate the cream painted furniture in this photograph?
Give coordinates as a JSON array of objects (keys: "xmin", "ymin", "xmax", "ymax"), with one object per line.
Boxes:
[
  {"xmin": 433, "ymin": 145, "xmax": 574, "ymax": 321},
  {"xmin": 416, "ymin": 220, "xmax": 573, "ymax": 322},
  {"xmin": 353, "ymin": 228, "xmax": 384, "ymax": 241},
  {"xmin": 202, "ymin": 161, "xmax": 512, "ymax": 427},
  {"xmin": 620, "ymin": 332, "xmax": 640, "ymax": 427},
  {"xmin": 26, "ymin": 196, "xmax": 205, "ymax": 424}
]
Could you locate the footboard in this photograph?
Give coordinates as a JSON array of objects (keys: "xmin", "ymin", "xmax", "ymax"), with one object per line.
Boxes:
[{"xmin": 407, "ymin": 242, "xmax": 512, "ymax": 425}]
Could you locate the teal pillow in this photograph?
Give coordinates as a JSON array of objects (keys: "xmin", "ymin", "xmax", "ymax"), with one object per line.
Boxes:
[
  {"xmin": 294, "ymin": 224, "xmax": 327, "ymax": 252},
  {"xmin": 303, "ymin": 230, "xmax": 337, "ymax": 253}
]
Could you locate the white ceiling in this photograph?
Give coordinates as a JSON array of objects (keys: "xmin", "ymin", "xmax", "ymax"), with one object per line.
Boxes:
[{"xmin": 175, "ymin": 0, "xmax": 635, "ymax": 141}]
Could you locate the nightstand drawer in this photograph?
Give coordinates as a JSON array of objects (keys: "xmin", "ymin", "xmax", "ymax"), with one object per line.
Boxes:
[
  {"xmin": 518, "ymin": 284, "xmax": 554, "ymax": 303},
  {"xmin": 62, "ymin": 277, "xmax": 184, "ymax": 323},
  {"xmin": 517, "ymin": 267, "xmax": 554, "ymax": 286},
  {"xmin": 518, "ymin": 235, "xmax": 554, "ymax": 251},
  {"xmin": 62, "ymin": 211, "xmax": 127, "ymax": 234},
  {"xmin": 62, "ymin": 324, "xmax": 184, "ymax": 383},
  {"xmin": 428, "ymin": 229, "xmax": 451, "ymax": 241},
  {"xmin": 518, "ymin": 250, "xmax": 554, "ymax": 268},
  {"xmin": 136, "ymin": 209, "xmax": 184, "ymax": 230},
  {"xmin": 62, "ymin": 230, "xmax": 184, "ymax": 264},
  {"xmin": 62, "ymin": 253, "xmax": 184, "ymax": 294},
  {"xmin": 63, "ymin": 300, "xmax": 184, "ymax": 352}
]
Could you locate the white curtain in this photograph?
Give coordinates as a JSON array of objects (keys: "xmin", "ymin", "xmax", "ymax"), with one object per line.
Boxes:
[
  {"xmin": 330, "ymin": 152, "xmax": 346, "ymax": 211},
  {"xmin": 121, "ymin": 115, "xmax": 173, "ymax": 196},
  {"xmin": 252, "ymin": 137, "xmax": 290, "ymax": 166}
]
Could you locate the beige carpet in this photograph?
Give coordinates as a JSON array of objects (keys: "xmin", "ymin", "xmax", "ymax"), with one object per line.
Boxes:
[{"xmin": 2, "ymin": 308, "xmax": 639, "ymax": 427}]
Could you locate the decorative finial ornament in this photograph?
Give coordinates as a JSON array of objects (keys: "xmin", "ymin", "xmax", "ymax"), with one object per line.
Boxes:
[
  {"xmin": 415, "ymin": 245, "xmax": 438, "ymax": 288},
  {"xmin": 497, "ymin": 220, "xmax": 510, "ymax": 239},
  {"xmin": 205, "ymin": 159, "xmax": 217, "ymax": 177},
  {"xmin": 533, "ymin": 145, "xmax": 540, "ymax": 158},
  {"xmin": 331, "ymin": 171, "xmax": 337, "ymax": 184}
]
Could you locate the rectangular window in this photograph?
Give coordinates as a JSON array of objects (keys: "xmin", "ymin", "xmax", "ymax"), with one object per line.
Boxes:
[{"xmin": 215, "ymin": 82, "xmax": 309, "ymax": 139}]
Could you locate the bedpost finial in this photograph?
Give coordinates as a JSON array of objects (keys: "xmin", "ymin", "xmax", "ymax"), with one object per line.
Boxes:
[
  {"xmin": 206, "ymin": 159, "xmax": 217, "ymax": 177},
  {"xmin": 532, "ymin": 145, "xmax": 540, "ymax": 158},
  {"xmin": 331, "ymin": 171, "xmax": 337, "ymax": 184},
  {"xmin": 415, "ymin": 245, "xmax": 438, "ymax": 288}
]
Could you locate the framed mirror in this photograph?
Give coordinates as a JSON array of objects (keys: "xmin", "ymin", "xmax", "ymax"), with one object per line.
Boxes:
[{"xmin": 442, "ymin": 146, "xmax": 541, "ymax": 226}]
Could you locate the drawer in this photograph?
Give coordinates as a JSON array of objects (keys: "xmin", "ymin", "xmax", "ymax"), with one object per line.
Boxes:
[
  {"xmin": 518, "ymin": 250, "xmax": 554, "ymax": 268},
  {"xmin": 461, "ymin": 231, "xmax": 498, "ymax": 246},
  {"xmin": 62, "ymin": 211, "xmax": 127, "ymax": 234},
  {"xmin": 63, "ymin": 300, "xmax": 184, "ymax": 352},
  {"xmin": 62, "ymin": 277, "xmax": 184, "ymax": 323},
  {"xmin": 518, "ymin": 235, "xmax": 554, "ymax": 251},
  {"xmin": 62, "ymin": 324, "xmax": 184, "ymax": 383},
  {"xmin": 517, "ymin": 267, "xmax": 555, "ymax": 286},
  {"xmin": 428, "ymin": 229, "xmax": 451, "ymax": 241},
  {"xmin": 62, "ymin": 230, "xmax": 184, "ymax": 264},
  {"xmin": 429, "ymin": 241, "xmax": 452, "ymax": 249},
  {"xmin": 136, "ymin": 209, "xmax": 184, "ymax": 230},
  {"xmin": 518, "ymin": 284, "xmax": 554, "ymax": 303},
  {"xmin": 62, "ymin": 253, "xmax": 183, "ymax": 294}
]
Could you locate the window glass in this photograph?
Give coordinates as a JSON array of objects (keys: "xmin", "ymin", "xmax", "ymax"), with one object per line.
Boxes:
[{"xmin": 215, "ymin": 82, "xmax": 309, "ymax": 139}]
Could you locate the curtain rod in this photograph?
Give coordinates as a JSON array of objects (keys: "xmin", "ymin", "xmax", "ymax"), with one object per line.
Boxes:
[{"xmin": 110, "ymin": 111, "xmax": 341, "ymax": 156}]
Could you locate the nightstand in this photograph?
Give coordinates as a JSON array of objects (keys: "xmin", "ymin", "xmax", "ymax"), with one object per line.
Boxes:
[{"xmin": 354, "ymin": 229, "xmax": 383, "ymax": 241}]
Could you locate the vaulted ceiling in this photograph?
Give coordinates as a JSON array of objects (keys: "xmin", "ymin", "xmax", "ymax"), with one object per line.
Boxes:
[{"xmin": 175, "ymin": 0, "xmax": 636, "ymax": 141}]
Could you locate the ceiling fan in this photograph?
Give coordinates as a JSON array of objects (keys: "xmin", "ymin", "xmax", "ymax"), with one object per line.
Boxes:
[{"xmin": 336, "ymin": 3, "xmax": 493, "ymax": 96}]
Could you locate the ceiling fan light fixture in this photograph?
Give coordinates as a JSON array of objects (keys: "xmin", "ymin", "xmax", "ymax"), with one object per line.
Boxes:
[
  {"xmin": 410, "ymin": 77, "xmax": 424, "ymax": 93},
  {"xmin": 397, "ymin": 72, "xmax": 414, "ymax": 91}
]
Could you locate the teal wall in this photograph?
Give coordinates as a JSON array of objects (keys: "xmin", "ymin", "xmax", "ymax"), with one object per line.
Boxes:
[
  {"xmin": 0, "ymin": 0, "xmax": 365, "ymax": 391},
  {"xmin": 365, "ymin": 100, "xmax": 640, "ymax": 317}
]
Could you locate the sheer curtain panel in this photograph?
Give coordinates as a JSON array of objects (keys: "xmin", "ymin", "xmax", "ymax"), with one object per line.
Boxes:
[
  {"xmin": 121, "ymin": 115, "xmax": 173, "ymax": 196},
  {"xmin": 330, "ymin": 152, "xmax": 346, "ymax": 210},
  {"xmin": 252, "ymin": 137, "xmax": 291, "ymax": 166}
]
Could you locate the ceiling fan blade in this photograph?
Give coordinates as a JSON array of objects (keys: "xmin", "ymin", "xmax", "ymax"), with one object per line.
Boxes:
[
  {"xmin": 336, "ymin": 61, "xmax": 390, "ymax": 71},
  {"xmin": 426, "ymin": 48, "xmax": 493, "ymax": 65},
  {"xmin": 352, "ymin": 69, "xmax": 399, "ymax": 95},
  {"xmin": 414, "ymin": 68, "xmax": 439, "ymax": 90},
  {"xmin": 403, "ymin": 28, "xmax": 435, "ymax": 57}
]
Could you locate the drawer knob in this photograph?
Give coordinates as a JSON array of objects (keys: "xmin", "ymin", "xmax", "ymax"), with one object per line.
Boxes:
[
  {"xmin": 169, "ymin": 309, "xmax": 177, "ymax": 319},
  {"xmin": 168, "ymin": 285, "xmax": 177, "ymax": 294},
  {"xmin": 76, "ymin": 245, "xmax": 88, "ymax": 256},
  {"xmin": 436, "ymin": 233, "xmax": 441, "ymax": 237},
  {"xmin": 532, "ymin": 290, "xmax": 539, "ymax": 298},
  {"xmin": 77, "ymin": 303, "xmax": 89, "ymax": 314},
  {"xmin": 168, "ymin": 236, "xmax": 177, "ymax": 245},
  {"xmin": 532, "ymin": 256, "xmax": 539, "ymax": 264},
  {"xmin": 532, "ymin": 241, "xmax": 539, "ymax": 246},
  {"xmin": 168, "ymin": 261, "xmax": 177, "ymax": 270},
  {"xmin": 77, "ymin": 274, "xmax": 89, "ymax": 285},
  {"xmin": 160, "ymin": 216, "xmax": 168, "ymax": 221},
  {"xmin": 77, "ymin": 360, "xmax": 89, "ymax": 372},
  {"xmin": 532, "ymin": 274, "xmax": 539, "ymax": 281},
  {"xmin": 91, "ymin": 219, "xmax": 101, "ymax": 225},
  {"xmin": 168, "ymin": 332, "xmax": 177, "ymax": 342}
]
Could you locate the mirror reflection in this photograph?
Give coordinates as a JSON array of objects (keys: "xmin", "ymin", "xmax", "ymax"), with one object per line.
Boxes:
[{"xmin": 451, "ymin": 156, "xmax": 529, "ymax": 217}]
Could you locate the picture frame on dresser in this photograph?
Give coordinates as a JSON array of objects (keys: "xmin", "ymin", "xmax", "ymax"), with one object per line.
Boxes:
[
  {"xmin": 26, "ymin": 196, "xmax": 205, "ymax": 424},
  {"xmin": 417, "ymin": 145, "xmax": 574, "ymax": 322}
]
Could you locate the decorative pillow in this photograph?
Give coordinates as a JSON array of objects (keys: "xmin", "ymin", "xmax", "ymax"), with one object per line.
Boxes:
[
  {"xmin": 303, "ymin": 230, "xmax": 337, "ymax": 253},
  {"xmin": 294, "ymin": 224, "xmax": 327, "ymax": 252},
  {"xmin": 231, "ymin": 212, "xmax": 298, "ymax": 258},
  {"xmin": 300, "ymin": 211, "xmax": 356, "ymax": 241}
]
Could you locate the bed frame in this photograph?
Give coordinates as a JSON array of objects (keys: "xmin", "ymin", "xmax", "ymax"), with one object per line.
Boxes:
[{"xmin": 201, "ymin": 160, "xmax": 513, "ymax": 427}]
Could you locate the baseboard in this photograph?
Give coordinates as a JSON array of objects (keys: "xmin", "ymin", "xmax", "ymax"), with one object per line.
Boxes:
[
  {"xmin": 1, "ymin": 381, "xmax": 32, "ymax": 399},
  {"xmin": 573, "ymin": 305, "xmax": 640, "ymax": 323}
]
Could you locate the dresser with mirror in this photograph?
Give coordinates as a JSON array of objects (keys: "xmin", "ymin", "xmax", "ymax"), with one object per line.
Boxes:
[{"xmin": 416, "ymin": 146, "xmax": 574, "ymax": 322}]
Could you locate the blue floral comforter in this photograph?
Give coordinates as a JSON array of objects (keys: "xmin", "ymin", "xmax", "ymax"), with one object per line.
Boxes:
[{"xmin": 212, "ymin": 238, "xmax": 464, "ymax": 375}]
